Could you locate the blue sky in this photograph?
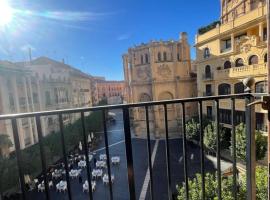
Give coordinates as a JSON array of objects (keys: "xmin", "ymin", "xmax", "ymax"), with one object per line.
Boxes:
[{"xmin": 0, "ymin": 0, "xmax": 220, "ymax": 80}]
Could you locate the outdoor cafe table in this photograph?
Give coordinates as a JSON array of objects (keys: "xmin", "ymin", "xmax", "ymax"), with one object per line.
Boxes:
[
  {"xmin": 96, "ymin": 160, "xmax": 106, "ymax": 168},
  {"xmin": 111, "ymin": 156, "xmax": 120, "ymax": 165},
  {"xmin": 92, "ymin": 169, "xmax": 103, "ymax": 179}
]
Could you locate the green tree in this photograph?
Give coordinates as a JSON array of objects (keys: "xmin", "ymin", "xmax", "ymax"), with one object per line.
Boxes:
[
  {"xmin": 177, "ymin": 166, "xmax": 267, "ymax": 200},
  {"xmin": 232, "ymin": 123, "xmax": 267, "ymax": 161},
  {"xmin": 186, "ymin": 119, "xmax": 199, "ymax": 140},
  {"xmin": 203, "ymin": 122, "xmax": 225, "ymax": 152},
  {"xmin": 0, "ymin": 135, "xmax": 13, "ymax": 199}
]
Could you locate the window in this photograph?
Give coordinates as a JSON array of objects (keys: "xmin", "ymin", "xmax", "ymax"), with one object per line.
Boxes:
[
  {"xmin": 145, "ymin": 54, "xmax": 149, "ymax": 63},
  {"xmin": 205, "ymin": 84, "xmax": 212, "ymax": 96},
  {"xmin": 235, "ymin": 58, "xmax": 244, "ymax": 67},
  {"xmin": 203, "ymin": 47, "xmax": 210, "ymax": 58},
  {"xmin": 234, "ymin": 82, "xmax": 244, "ymax": 94},
  {"xmin": 225, "ymin": 39, "xmax": 231, "ymax": 49},
  {"xmin": 163, "ymin": 52, "xmax": 167, "ymax": 61},
  {"xmin": 177, "ymin": 53, "xmax": 180, "ymax": 61},
  {"xmin": 248, "ymin": 55, "xmax": 258, "ymax": 65},
  {"xmin": 219, "ymin": 109, "xmax": 231, "ymax": 124},
  {"xmin": 236, "ymin": 111, "xmax": 245, "ymax": 125},
  {"xmin": 158, "ymin": 52, "xmax": 161, "ymax": 62},
  {"xmin": 205, "ymin": 65, "xmax": 211, "ymax": 78},
  {"xmin": 45, "ymin": 91, "xmax": 51, "ymax": 106},
  {"xmin": 218, "ymin": 83, "xmax": 231, "ymax": 95},
  {"xmin": 224, "ymin": 61, "xmax": 231, "ymax": 69},
  {"xmin": 33, "ymin": 92, "xmax": 38, "ymax": 104},
  {"xmin": 141, "ymin": 55, "xmax": 144, "ymax": 64},
  {"xmin": 264, "ymin": 54, "xmax": 267, "ymax": 63},
  {"xmin": 48, "ymin": 117, "xmax": 53, "ymax": 126},
  {"xmin": 207, "ymin": 106, "xmax": 212, "ymax": 119},
  {"xmin": 9, "ymin": 93, "xmax": 15, "ymax": 109},
  {"xmin": 255, "ymin": 81, "xmax": 267, "ymax": 93}
]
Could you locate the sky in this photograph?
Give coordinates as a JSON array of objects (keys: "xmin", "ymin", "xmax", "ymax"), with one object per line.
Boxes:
[{"xmin": 0, "ymin": 0, "xmax": 220, "ymax": 80}]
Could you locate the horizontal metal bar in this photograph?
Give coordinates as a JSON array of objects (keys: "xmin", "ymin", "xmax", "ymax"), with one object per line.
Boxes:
[{"xmin": 0, "ymin": 93, "xmax": 255, "ymax": 120}]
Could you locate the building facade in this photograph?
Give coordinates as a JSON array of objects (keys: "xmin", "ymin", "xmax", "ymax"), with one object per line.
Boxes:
[
  {"xmin": 195, "ymin": 0, "xmax": 267, "ymax": 132},
  {"xmin": 0, "ymin": 57, "xmax": 93, "ymax": 152},
  {"xmin": 96, "ymin": 80, "xmax": 125, "ymax": 105},
  {"xmin": 123, "ymin": 33, "xmax": 197, "ymax": 137}
]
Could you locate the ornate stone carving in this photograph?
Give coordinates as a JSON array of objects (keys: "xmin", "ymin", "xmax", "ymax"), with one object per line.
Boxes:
[
  {"xmin": 157, "ymin": 64, "xmax": 172, "ymax": 78},
  {"xmin": 137, "ymin": 67, "xmax": 150, "ymax": 80},
  {"xmin": 235, "ymin": 35, "xmax": 258, "ymax": 53}
]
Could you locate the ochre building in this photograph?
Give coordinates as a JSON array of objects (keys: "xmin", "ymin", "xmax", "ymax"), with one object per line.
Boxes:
[
  {"xmin": 123, "ymin": 33, "xmax": 197, "ymax": 137},
  {"xmin": 195, "ymin": 0, "xmax": 267, "ymax": 133}
]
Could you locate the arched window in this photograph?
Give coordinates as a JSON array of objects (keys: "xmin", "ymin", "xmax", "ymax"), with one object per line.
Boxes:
[
  {"xmin": 224, "ymin": 61, "xmax": 231, "ymax": 69},
  {"xmin": 163, "ymin": 52, "xmax": 167, "ymax": 61},
  {"xmin": 248, "ymin": 55, "xmax": 258, "ymax": 65},
  {"xmin": 139, "ymin": 93, "xmax": 151, "ymax": 102},
  {"xmin": 234, "ymin": 82, "xmax": 244, "ymax": 94},
  {"xmin": 141, "ymin": 55, "xmax": 144, "ymax": 64},
  {"xmin": 205, "ymin": 65, "xmax": 211, "ymax": 78},
  {"xmin": 255, "ymin": 81, "xmax": 268, "ymax": 93},
  {"xmin": 145, "ymin": 54, "xmax": 149, "ymax": 63},
  {"xmin": 264, "ymin": 54, "xmax": 267, "ymax": 63},
  {"xmin": 235, "ymin": 58, "xmax": 244, "ymax": 67},
  {"xmin": 204, "ymin": 48, "xmax": 210, "ymax": 58},
  {"xmin": 218, "ymin": 83, "xmax": 231, "ymax": 95},
  {"xmin": 158, "ymin": 52, "xmax": 161, "ymax": 62}
]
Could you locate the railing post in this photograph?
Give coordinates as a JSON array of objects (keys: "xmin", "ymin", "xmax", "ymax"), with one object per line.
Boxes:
[
  {"xmin": 11, "ymin": 119, "xmax": 26, "ymax": 200},
  {"xmin": 245, "ymin": 93, "xmax": 256, "ymax": 200},
  {"xmin": 122, "ymin": 107, "xmax": 136, "ymax": 200}
]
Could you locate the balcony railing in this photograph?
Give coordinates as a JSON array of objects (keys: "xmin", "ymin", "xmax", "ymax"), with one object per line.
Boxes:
[
  {"xmin": 0, "ymin": 93, "xmax": 262, "ymax": 200},
  {"xmin": 215, "ymin": 64, "xmax": 267, "ymax": 79}
]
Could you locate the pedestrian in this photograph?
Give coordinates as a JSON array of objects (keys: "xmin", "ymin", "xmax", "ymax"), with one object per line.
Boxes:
[{"xmin": 79, "ymin": 176, "xmax": 82, "ymax": 183}]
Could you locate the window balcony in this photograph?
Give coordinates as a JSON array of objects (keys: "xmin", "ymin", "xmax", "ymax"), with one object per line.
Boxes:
[{"xmin": 0, "ymin": 93, "xmax": 265, "ymax": 200}]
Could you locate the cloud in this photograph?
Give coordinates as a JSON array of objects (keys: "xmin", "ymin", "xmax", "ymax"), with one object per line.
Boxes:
[
  {"xmin": 117, "ymin": 34, "xmax": 131, "ymax": 41},
  {"xmin": 15, "ymin": 9, "xmax": 116, "ymax": 22},
  {"xmin": 20, "ymin": 44, "xmax": 35, "ymax": 53}
]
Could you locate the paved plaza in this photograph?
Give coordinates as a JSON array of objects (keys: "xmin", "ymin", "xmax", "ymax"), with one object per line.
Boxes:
[{"xmin": 27, "ymin": 109, "xmax": 230, "ymax": 200}]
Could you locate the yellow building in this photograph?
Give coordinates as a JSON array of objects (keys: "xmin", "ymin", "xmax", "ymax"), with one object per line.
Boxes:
[
  {"xmin": 123, "ymin": 33, "xmax": 197, "ymax": 137},
  {"xmin": 195, "ymin": 0, "xmax": 267, "ymax": 132}
]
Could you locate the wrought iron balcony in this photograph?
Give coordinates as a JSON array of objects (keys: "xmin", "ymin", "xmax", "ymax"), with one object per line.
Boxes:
[{"xmin": 0, "ymin": 93, "xmax": 263, "ymax": 200}]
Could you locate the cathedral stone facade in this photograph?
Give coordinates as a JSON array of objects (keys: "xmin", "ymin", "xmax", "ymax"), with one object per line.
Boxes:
[{"xmin": 123, "ymin": 33, "xmax": 197, "ymax": 137}]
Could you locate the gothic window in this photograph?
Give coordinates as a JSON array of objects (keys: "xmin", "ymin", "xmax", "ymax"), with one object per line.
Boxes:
[
  {"xmin": 158, "ymin": 52, "xmax": 161, "ymax": 62},
  {"xmin": 145, "ymin": 54, "xmax": 149, "ymax": 63},
  {"xmin": 264, "ymin": 54, "xmax": 267, "ymax": 63},
  {"xmin": 248, "ymin": 55, "xmax": 258, "ymax": 65},
  {"xmin": 139, "ymin": 93, "xmax": 151, "ymax": 102},
  {"xmin": 235, "ymin": 58, "xmax": 244, "ymax": 67},
  {"xmin": 218, "ymin": 83, "xmax": 231, "ymax": 95},
  {"xmin": 141, "ymin": 55, "xmax": 144, "ymax": 64},
  {"xmin": 224, "ymin": 60, "xmax": 231, "ymax": 69},
  {"xmin": 163, "ymin": 52, "xmax": 167, "ymax": 61}
]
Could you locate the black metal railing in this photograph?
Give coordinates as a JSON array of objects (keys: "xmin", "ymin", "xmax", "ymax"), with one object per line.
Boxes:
[{"xmin": 0, "ymin": 93, "xmax": 261, "ymax": 200}]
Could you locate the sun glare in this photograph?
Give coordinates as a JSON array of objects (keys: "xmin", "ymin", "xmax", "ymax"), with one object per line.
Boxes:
[{"xmin": 0, "ymin": 0, "xmax": 13, "ymax": 26}]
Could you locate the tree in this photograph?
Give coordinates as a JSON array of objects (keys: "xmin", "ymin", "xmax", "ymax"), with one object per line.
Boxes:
[
  {"xmin": 185, "ymin": 116, "xmax": 211, "ymax": 141},
  {"xmin": 0, "ymin": 134, "xmax": 12, "ymax": 157},
  {"xmin": 177, "ymin": 166, "xmax": 267, "ymax": 200},
  {"xmin": 185, "ymin": 119, "xmax": 199, "ymax": 140},
  {"xmin": 0, "ymin": 135, "xmax": 13, "ymax": 199},
  {"xmin": 232, "ymin": 123, "xmax": 267, "ymax": 161},
  {"xmin": 203, "ymin": 122, "xmax": 225, "ymax": 152}
]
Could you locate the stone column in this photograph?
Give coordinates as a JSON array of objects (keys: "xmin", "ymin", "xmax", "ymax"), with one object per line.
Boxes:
[
  {"xmin": 259, "ymin": 22, "xmax": 264, "ymax": 42},
  {"xmin": 231, "ymin": 33, "xmax": 235, "ymax": 52},
  {"xmin": 23, "ymin": 77, "xmax": 34, "ymax": 145}
]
